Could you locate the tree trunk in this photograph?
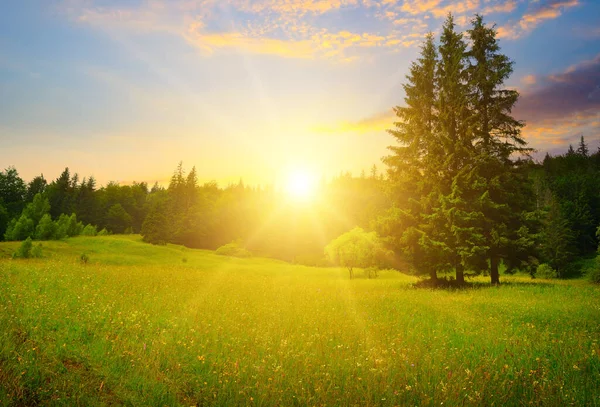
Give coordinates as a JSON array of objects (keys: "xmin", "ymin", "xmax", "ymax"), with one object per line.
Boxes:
[
  {"xmin": 456, "ymin": 263, "xmax": 465, "ymax": 285},
  {"xmin": 429, "ymin": 269, "xmax": 437, "ymax": 283},
  {"xmin": 348, "ymin": 267, "xmax": 353, "ymax": 279},
  {"xmin": 490, "ymin": 256, "xmax": 500, "ymax": 285}
]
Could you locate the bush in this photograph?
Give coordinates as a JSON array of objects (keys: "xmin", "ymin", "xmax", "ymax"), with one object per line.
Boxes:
[
  {"xmin": 4, "ymin": 215, "xmax": 34, "ymax": 241},
  {"xmin": 584, "ymin": 257, "xmax": 600, "ymax": 284},
  {"xmin": 97, "ymin": 228, "xmax": 109, "ymax": 236},
  {"xmin": 536, "ymin": 263, "xmax": 558, "ymax": 279},
  {"xmin": 365, "ymin": 267, "xmax": 380, "ymax": 279},
  {"xmin": 81, "ymin": 224, "xmax": 98, "ymax": 236},
  {"xmin": 215, "ymin": 242, "xmax": 252, "ymax": 258},
  {"xmin": 588, "ymin": 268, "xmax": 600, "ymax": 284},
  {"xmin": 35, "ymin": 214, "xmax": 57, "ymax": 240},
  {"xmin": 80, "ymin": 253, "xmax": 89, "ymax": 264},
  {"xmin": 31, "ymin": 243, "xmax": 43, "ymax": 258},
  {"xmin": 13, "ymin": 237, "xmax": 33, "ymax": 258}
]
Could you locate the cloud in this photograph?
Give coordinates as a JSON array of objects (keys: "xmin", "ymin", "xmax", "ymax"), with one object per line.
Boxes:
[
  {"xmin": 481, "ymin": 0, "xmax": 517, "ymax": 15},
  {"xmin": 515, "ymin": 54, "xmax": 600, "ymax": 147},
  {"xmin": 521, "ymin": 74, "xmax": 536, "ymax": 85},
  {"xmin": 498, "ymin": 0, "xmax": 579, "ymax": 39},
  {"xmin": 184, "ymin": 23, "xmax": 316, "ymax": 58},
  {"xmin": 515, "ymin": 53, "xmax": 600, "ymax": 124},
  {"xmin": 430, "ymin": 0, "xmax": 480, "ymax": 19},
  {"xmin": 314, "ymin": 53, "xmax": 600, "ymax": 150},
  {"xmin": 64, "ymin": 0, "xmax": 416, "ymax": 61},
  {"xmin": 312, "ymin": 109, "xmax": 395, "ymax": 133}
]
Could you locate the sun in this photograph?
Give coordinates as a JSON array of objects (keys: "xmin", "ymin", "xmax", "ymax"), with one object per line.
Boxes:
[{"xmin": 284, "ymin": 169, "xmax": 317, "ymax": 202}]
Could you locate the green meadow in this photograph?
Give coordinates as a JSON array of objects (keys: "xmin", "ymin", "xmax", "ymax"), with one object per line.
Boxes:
[{"xmin": 0, "ymin": 236, "xmax": 599, "ymax": 406}]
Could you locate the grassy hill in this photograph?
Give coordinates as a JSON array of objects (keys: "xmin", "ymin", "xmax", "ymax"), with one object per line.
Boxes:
[{"xmin": 1, "ymin": 236, "xmax": 599, "ymax": 406}]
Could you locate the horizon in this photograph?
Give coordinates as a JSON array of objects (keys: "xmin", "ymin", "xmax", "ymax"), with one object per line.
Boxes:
[{"xmin": 1, "ymin": 0, "xmax": 599, "ymax": 186}]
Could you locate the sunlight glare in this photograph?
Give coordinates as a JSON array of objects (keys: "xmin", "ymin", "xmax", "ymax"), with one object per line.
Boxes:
[{"xmin": 285, "ymin": 169, "xmax": 317, "ymax": 202}]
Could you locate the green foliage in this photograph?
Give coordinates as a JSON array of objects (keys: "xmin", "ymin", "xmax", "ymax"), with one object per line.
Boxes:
[
  {"xmin": 13, "ymin": 236, "xmax": 33, "ymax": 258},
  {"xmin": 105, "ymin": 203, "xmax": 132, "ymax": 234},
  {"xmin": 22, "ymin": 193, "xmax": 50, "ymax": 226},
  {"xmin": 52, "ymin": 213, "xmax": 83, "ymax": 239},
  {"xmin": 35, "ymin": 213, "xmax": 56, "ymax": 240},
  {"xmin": 325, "ymin": 227, "xmax": 389, "ymax": 279},
  {"xmin": 0, "ymin": 202, "xmax": 8, "ymax": 239},
  {"xmin": 80, "ymin": 252, "xmax": 89, "ymax": 264},
  {"xmin": 141, "ymin": 195, "xmax": 170, "ymax": 245},
  {"xmin": 215, "ymin": 242, "xmax": 252, "ymax": 258},
  {"xmin": 381, "ymin": 14, "xmax": 534, "ymax": 285},
  {"xmin": 31, "ymin": 243, "xmax": 43, "ymax": 258},
  {"xmin": 0, "ymin": 166, "xmax": 27, "ymax": 219},
  {"xmin": 66, "ymin": 213, "xmax": 84, "ymax": 237},
  {"xmin": 535, "ymin": 263, "xmax": 558, "ymax": 279},
  {"xmin": 4, "ymin": 214, "xmax": 34, "ymax": 241},
  {"xmin": 81, "ymin": 224, "xmax": 98, "ymax": 236},
  {"xmin": 97, "ymin": 228, "xmax": 109, "ymax": 236},
  {"xmin": 541, "ymin": 200, "xmax": 574, "ymax": 278},
  {"xmin": 587, "ymin": 265, "xmax": 600, "ymax": 284}
]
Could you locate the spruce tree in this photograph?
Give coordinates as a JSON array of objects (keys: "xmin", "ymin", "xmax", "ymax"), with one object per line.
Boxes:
[
  {"xmin": 435, "ymin": 14, "xmax": 479, "ymax": 284},
  {"xmin": 466, "ymin": 14, "xmax": 532, "ymax": 284},
  {"xmin": 383, "ymin": 32, "xmax": 447, "ymax": 281}
]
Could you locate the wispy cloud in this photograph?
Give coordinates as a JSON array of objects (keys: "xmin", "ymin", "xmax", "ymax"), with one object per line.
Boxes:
[
  {"xmin": 312, "ymin": 109, "xmax": 394, "ymax": 133},
  {"xmin": 63, "ymin": 0, "xmax": 420, "ymax": 61},
  {"xmin": 516, "ymin": 53, "xmax": 600, "ymax": 124},
  {"xmin": 498, "ymin": 0, "xmax": 579, "ymax": 39}
]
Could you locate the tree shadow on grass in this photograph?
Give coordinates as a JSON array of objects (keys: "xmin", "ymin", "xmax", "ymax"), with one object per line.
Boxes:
[{"xmin": 412, "ymin": 277, "xmax": 556, "ymax": 290}]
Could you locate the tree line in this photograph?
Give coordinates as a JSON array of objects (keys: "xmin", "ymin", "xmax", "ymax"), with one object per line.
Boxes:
[{"xmin": 2, "ymin": 14, "xmax": 599, "ymax": 283}]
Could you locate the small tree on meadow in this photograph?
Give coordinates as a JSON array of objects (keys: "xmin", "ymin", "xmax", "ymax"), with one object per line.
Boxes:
[
  {"xmin": 325, "ymin": 227, "xmax": 388, "ymax": 279},
  {"xmin": 35, "ymin": 213, "xmax": 56, "ymax": 240},
  {"xmin": 4, "ymin": 214, "xmax": 34, "ymax": 241}
]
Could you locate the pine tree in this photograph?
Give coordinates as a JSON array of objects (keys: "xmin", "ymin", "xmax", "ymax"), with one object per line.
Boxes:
[
  {"xmin": 383, "ymin": 32, "xmax": 447, "ymax": 281},
  {"xmin": 435, "ymin": 14, "xmax": 478, "ymax": 284},
  {"xmin": 466, "ymin": 14, "xmax": 533, "ymax": 284},
  {"xmin": 577, "ymin": 135, "xmax": 589, "ymax": 157}
]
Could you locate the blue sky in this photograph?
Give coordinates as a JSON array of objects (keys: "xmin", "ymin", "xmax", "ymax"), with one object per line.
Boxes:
[{"xmin": 1, "ymin": 0, "xmax": 599, "ymax": 186}]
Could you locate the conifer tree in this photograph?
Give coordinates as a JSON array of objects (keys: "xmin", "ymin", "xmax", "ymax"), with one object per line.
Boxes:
[
  {"xmin": 435, "ymin": 14, "xmax": 480, "ymax": 284},
  {"xmin": 466, "ymin": 14, "xmax": 532, "ymax": 284},
  {"xmin": 383, "ymin": 32, "xmax": 446, "ymax": 281}
]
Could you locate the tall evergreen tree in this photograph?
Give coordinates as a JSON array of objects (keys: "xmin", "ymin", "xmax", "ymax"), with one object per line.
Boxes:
[
  {"xmin": 466, "ymin": 14, "xmax": 532, "ymax": 284},
  {"xmin": 577, "ymin": 135, "xmax": 589, "ymax": 158},
  {"xmin": 382, "ymin": 32, "xmax": 446, "ymax": 281},
  {"xmin": 25, "ymin": 174, "xmax": 47, "ymax": 203},
  {"xmin": 435, "ymin": 14, "xmax": 479, "ymax": 284}
]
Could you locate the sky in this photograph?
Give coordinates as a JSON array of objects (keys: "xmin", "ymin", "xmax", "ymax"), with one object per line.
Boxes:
[{"xmin": 1, "ymin": 0, "xmax": 599, "ymax": 187}]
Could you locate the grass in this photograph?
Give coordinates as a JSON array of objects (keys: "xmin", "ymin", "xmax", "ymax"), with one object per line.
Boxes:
[{"xmin": 0, "ymin": 235, "xmax": 599, "ymax": 406}]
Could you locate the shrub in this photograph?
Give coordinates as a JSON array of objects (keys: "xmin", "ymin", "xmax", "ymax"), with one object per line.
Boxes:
[
  {"xmin": 365, "ymin": 267, "xmax": 380, "ymax": 279},
  {"xmin": 325, "ymin": 227, "xmax": 391, "ymax": 279},
  {"xmin": 589, "ymin": 268, "xmax": 600, "ymax": 284},
  {"xmin": 54, "ymin": 214, "xmax": 70, "ymax": 239},
  {"xmin": 80, "ymin": 253, "xmax": 89, "ymax": 264},
  {"xmin": 31, "ymin": 243, "xmax": 43, "ymax": 258},
  {"xmin": 13, "ymin": 237, "xmax": 33, "ymax": 258},
  {"xmin": 66, "ymin": 214, "xmax": 83, "ymax": 237},
  {"xmin": 81, "ymin": 224, "xmax": 98, "ymax": 236},
  {"xmin": 4, "ymin": 215, "xmax": 34, "ymax": 241},
  {"xmin": 584, "ymin": 257, "xmax": 600, "ymax": 284},
  {"xmin": 536, "ymin": 263, "xmax": 558, "ymax": 279},
  {"xmin": 97, "ymin": 228, "xmax": 109, "ymax": 236},
  {"xmin": 35, "ymin": 214, "xmax": 57, "ymax": 240},
  {"xmin": 215, "ymin": 242, "xmax": 252, "ymax": 258}
]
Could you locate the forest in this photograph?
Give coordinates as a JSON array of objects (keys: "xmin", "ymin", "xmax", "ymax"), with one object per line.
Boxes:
[{"xmin": 1, "ymin": 15, "xmax": 599, "ymax": 285}]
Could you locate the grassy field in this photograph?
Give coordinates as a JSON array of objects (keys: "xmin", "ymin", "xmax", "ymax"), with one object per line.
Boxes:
[{"xmin": 0, "ymin": 236, "xmax": 599, "ymax": 406}]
